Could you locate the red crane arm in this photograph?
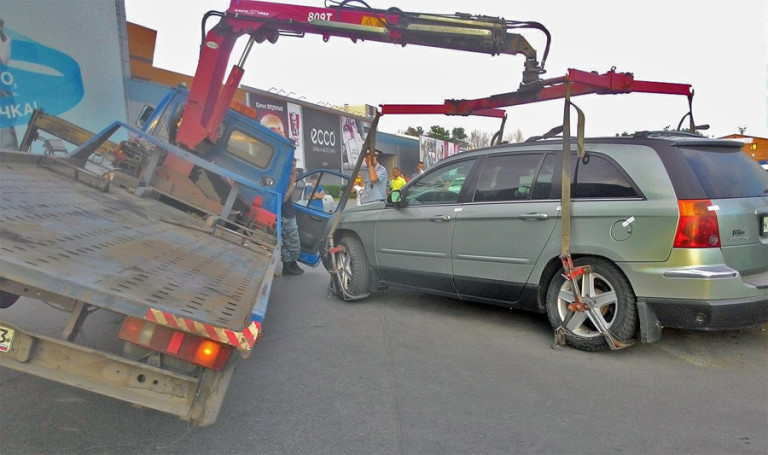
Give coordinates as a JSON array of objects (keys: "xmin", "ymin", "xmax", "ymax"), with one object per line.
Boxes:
[
  {"xmin": 176, "ymin": 0, "xmax": 548, "ymax": 149},
  {"xmin": 380, "ymin": 68, "xmax": 692, "ymax": 117}
]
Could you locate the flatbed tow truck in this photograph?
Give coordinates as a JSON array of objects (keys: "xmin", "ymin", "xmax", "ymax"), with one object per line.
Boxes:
[
  {"xmin": 1, "ymin": 0, "xmax": 699, "ymax": 425},
  {"xmin": 0, "ymin": 116, "xmax": 281, "ymax": 425}
]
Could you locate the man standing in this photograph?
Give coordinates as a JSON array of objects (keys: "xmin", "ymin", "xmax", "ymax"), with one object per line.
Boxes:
[
  {"xmin": 281, "ymin": 158, "xmax": 303, "ymax": 275},
  {"xmin": 390, "ymin": 167, "xmax": 406, "ymax": 192},
  {"xmin": 355, "ymin": 151, "xmax": 388, "ymax": 204},
  {"xmin": 410, "ymin": 161, "xmax": 425, "ymax": 179}
]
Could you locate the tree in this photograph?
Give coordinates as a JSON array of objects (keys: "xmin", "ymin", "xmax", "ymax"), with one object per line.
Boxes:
[
  {"xmin": 403, "ymin": 126, "xmax": 424, "ymax": 137},
  {"xmin": 451, "ymin": 127, "xmax": 467, "ymax": 142},
  {"xmin": 510, "ymin": 128, "xmax": 525, "ymax": 143},
  {"xmin": 427, "ymin": 125, "xmax": 450, "ymax": 140},
  {"xmin": 468, "ymin": 129, "xmax": 492, "ymax": 149}
]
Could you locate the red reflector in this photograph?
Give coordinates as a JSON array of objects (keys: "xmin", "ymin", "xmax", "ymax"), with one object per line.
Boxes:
[
  {"xmin": 167, "ymin": 331, "xmax": 185, "ymax": 355},
  {"xmin": 119, "ymin": 317, "xmax": 232, "ymax": 371},
  {"xmin": 674, "ymin": 199, "xmax": 721, "ymax": 248}
]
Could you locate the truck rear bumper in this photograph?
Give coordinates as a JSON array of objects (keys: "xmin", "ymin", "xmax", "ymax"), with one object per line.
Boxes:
[{"xmin": 0, "ymin": 322, "xmax": 235, "ymax": 426}]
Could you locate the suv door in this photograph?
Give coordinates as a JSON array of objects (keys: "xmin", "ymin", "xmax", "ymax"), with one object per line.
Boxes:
[
  {"xmin": 373, "ymin": 158, "xmax": 477, "ymax": 295},
  {"xmin": 294, "ymin": 169, "xmax": 350, "ymax": 265},
  {"xmin": 452, "ymin": 152, "xmax": 559, "ymax": 305}
]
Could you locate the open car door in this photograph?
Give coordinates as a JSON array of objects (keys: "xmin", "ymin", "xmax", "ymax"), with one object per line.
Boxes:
[{"xmin": 294, "ymin": 169, "xmax": 351, "ymax": 266}]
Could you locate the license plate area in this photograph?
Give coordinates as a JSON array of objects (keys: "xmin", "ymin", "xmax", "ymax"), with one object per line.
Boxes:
[
  {"xmin": 0, "ymin": 324, "xmax": 15, "ymax": 353},
  {"xmin": 761, "ymin": 215, "xmax": 768, "ymax": 237}
]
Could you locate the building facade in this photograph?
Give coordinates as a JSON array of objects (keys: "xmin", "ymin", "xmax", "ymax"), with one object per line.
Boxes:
[{"xmin": 720, "ymin": 134, "xmax": 768, "ymax": 164}]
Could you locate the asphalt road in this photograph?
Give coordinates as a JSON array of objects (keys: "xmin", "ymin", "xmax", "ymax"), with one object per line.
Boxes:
[{"xmin": 1, "ymin": 264, "xmax": 766, "ymax": 455}]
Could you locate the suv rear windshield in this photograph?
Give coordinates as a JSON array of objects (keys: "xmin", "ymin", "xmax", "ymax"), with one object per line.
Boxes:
[{"xmin": 680, "ymin": 146, "xmax": 768, "ymax": 198}]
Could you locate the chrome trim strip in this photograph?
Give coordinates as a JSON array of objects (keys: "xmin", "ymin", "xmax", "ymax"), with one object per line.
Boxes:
[{"xmin": 663, "ymin": 266, "xmax": 739, "ymax": 279}]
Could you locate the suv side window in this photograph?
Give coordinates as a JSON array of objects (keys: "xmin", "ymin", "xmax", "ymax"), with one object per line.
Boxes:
[
  {"xmin": 407, "ymin": 159, "xmax": 476, "ymax": 205},
  {"xmin": 472, "ymin": 153, "xmax": 546, "ymax": 202},
  {"xmin": 571, "ymin": 154, "xmax": 639, "ymax": 198},
  {"xmin": 227, "ymin": 129, "xmax": 275, "ymax": 169}
]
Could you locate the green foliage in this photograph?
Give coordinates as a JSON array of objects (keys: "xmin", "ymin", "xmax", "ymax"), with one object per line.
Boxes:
[
  {"xmin": 324, "ymin": 184, "xmax": 342, "ymax": 198},
  {"xmin": 427, "ymin": 125, "xmax": 450, "ymax": 140},
  {"xmin": 451, "ymin": 127, "xmax": 467, "ymax": 141},
  {"xmin": 404, "ymin": 126, "xmax": 424, "ymax": 137}
]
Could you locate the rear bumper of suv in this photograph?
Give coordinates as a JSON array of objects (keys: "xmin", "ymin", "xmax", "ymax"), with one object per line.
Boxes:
[
  {"xmin": 643, "ymin": 295, "xmax": 768, "ymax": 331},
  {"xmin": 636, "ymin": 295, "xmax": 767, "ymax": 344}
]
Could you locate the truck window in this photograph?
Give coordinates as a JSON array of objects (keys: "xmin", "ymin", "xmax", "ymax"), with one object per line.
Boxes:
[{"xmin": 227, "ymin": 129, "xmax": 274, "ymax": 169}]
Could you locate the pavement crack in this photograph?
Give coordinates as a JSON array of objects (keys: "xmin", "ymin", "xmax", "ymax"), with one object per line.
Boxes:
[{"xmin": 379, "ymin": 299, "xmax": 405, "ymax": 455}]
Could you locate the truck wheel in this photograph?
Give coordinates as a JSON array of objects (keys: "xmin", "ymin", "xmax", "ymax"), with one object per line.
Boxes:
[
  {"xmin": 335, "ymin": 236, "xmax": 370, "ymax": 299},
  {"xmin": 0, "ymin": 290, "xmax": 20, "ymax": 309},
  {"xmin": 545, "ymin": 257, "xmax": 637, "ymax": 351}
]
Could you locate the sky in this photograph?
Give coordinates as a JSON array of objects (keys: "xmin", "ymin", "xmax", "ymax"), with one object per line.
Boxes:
[{"xmin": 124, "ymin": 0, "xmax": 768, "ymax": 140}]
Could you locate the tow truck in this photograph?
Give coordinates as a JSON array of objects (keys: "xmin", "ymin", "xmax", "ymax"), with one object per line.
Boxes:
[{"xmin": 1, "ymin": 0, "xmax": 699, "ymax": 426}]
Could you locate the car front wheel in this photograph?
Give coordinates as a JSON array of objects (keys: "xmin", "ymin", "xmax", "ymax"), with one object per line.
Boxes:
[
  {"xmin": 331, "ymin": 236, "xmax": 370, "ymax": 300},
  {"xmin": 546, "ymin": 257, "xmax": 638, "ymax": 351}
]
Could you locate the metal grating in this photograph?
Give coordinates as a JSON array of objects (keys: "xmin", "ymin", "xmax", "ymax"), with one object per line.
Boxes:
[{"xmin": 0, "ymin": 160, "xmax": 277, "ymax": 330}]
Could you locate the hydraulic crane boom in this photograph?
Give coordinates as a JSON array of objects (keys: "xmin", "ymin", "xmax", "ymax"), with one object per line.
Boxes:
[{"xmin": 176, "ymin": 0, "xmax": 550, "ymax": 150}]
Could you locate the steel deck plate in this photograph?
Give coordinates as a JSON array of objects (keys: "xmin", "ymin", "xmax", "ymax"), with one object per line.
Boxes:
[{"xmin": 0, "ymin": 157, "xmax": 276, "ymax": 331}]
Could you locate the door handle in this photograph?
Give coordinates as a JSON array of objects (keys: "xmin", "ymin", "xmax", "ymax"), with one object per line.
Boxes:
[
  {"xmin": 431, "ymin": 215, "xmax": 452, "ymax": 222},
  {"xmin": 520, "ymin": 212, "xmax": 549, "ymax": 220}
]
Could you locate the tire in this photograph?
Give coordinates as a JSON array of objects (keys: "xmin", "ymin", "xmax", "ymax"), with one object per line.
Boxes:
[
  {"xmin": 333, "ymin": 236, "xmax": 370, "ymax": 299},
  {"xmin": 545, "ymin": 257, "xmax": 637, "ymax": 351},
  {"xmin": 0, "ymin": 290, "xmax": 20, "ymax": 309}
]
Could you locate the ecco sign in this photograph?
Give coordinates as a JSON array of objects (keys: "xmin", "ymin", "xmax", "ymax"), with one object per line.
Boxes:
[{"xmin": 311, "ymin": 128, "xmax": 336, "ymax": 146}]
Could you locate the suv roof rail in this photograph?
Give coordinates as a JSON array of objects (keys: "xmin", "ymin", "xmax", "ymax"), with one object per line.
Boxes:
[{"xmin": 632, "ymin": 130, "xmax": 703, "ymax": 139}]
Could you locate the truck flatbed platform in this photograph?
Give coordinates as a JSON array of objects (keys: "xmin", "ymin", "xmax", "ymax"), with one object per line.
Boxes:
[{"xmin": 0, "ymin": 152, "xmax": 278, "ymax": 350}]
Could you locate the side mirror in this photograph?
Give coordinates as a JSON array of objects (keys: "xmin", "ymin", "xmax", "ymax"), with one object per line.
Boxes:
[
  {"xmin": 387, "ymin": 190, "xmax": 403, "ymax": 207},
  {"xmin": 135, "ymin": 105, "xmax": 155, "ymax": 129}
]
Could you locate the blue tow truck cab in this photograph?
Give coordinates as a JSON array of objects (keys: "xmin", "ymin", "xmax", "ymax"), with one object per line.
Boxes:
[
  {"xmin": 131, "ymin": 87, "xmax": 347, "ymax": 266},
  {"xmin": 134, "ymin": 87, "xmax": 296, "ymax": 221}
]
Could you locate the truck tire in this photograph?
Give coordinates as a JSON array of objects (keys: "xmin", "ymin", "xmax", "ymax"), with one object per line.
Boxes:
[
  {"xmin": 0, "ymin": 290, "xmax": 20, "ymax": 309},
  {"xmin": 335, "ymin": 236, "xmax": 370, "ymax": 299},
  {"xmin": 545, "ymin": 257, "xmax": 637, "ymax": 351}
]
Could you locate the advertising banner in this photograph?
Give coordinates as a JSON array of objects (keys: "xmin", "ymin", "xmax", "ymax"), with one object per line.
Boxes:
[
  {"xmin": 419, "ymin": 136, "xmax": 461, "ymax": 168},
  {"xmin": 2, "ymin": 1, "xmax": 128, "ymax": 150},
  {"xmin": 303, "ymin": 109, "xmax": 342, "ymax": 171},
  {"xmin": 286, "ymin": 102, "xmax": 304, "ymax": 169},
  {"xmin": 248, "ymin": 93, "xmax": 288, "ymax": 138},
  {"xmin": 340, "ymin": 116, "xmax": 368, "ymax": 170}
]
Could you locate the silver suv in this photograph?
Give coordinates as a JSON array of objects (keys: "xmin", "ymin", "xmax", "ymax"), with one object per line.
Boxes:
[{"xmin": 326, "ymin": 134, "xmax": 768, "ymax": 351}]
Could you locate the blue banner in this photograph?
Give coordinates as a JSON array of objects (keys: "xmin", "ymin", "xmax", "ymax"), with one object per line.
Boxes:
[{"xmin": 0, "ymin": 28, "xmax": 84, "ymax": 128}]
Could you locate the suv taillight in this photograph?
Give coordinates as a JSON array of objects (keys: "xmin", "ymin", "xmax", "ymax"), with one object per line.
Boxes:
[{"xmin": 674, "ymin": 199, "xmax": 721, "ymax": 248}]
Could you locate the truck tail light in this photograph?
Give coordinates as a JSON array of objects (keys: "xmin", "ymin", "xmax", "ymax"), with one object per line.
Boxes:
[
  {"xmin": 673, "ymin": 199, "xmax": 721, "ymax": 248},
  {"xmin": 119, "ymin": 317, "xmax": 231, "ymax": 371}
]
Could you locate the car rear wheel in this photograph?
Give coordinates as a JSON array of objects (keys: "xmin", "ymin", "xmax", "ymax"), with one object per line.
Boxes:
[
  {"xmin": 546, "ymin": 257, "xmax": 638, "ymax": 351},
  {"xmin": 332, "ymin": 236, "xmax": 370, "ymax": 299}
]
